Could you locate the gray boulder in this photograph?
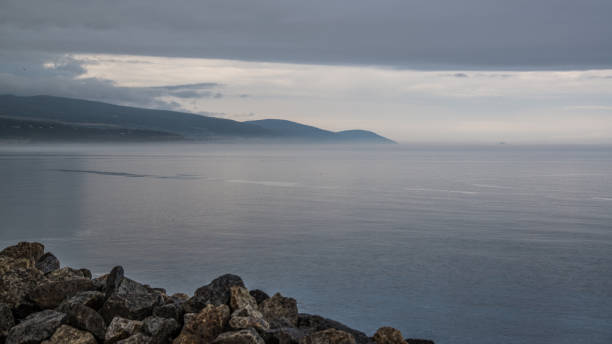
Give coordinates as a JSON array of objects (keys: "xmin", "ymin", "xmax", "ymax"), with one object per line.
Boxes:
[
  {"xmin": 101, "ymin": 278, "xmax": 164, "ymax": 323},
  {"xmin": 105, "ymin": 317, "xmax": 143, "ymax": 344},
  {"xmin": 106, "ymin": 266, "xmax": 125, "ymax": 297},
  {"xmin": 0, "ymin": 242, "xmax": 44, "ymax": 264},
  {"xmin": 143, "ymin": 316, "xmax": 179, "ymax": 344},
  {"xmin": 183, "ymin": 274, "xmax": 244, "ymax": 313},
  {"xmin": 249, "ymin": 290, "xmax": 270, "ymax": 305},
  {"xmin": 213, "ymin": 328, "xmax": 265, "ymax": 344},
  {"xmin": 261, "ymin": 327, "xmax": 307, "ymax": 344},
  {"xmin": 40, "ymin": 325, "xmax": 96, "ymax": 344},
  {"xmin": 228, "ymin": 307, "xmax": 270, "ymax": 331},
  {"xmin": 56, "ymin": 302, "xmax": 106, "ymax": 340},
  {"xmin": 63, "ymin": 291, "xmax": 106, "ymax": 310},
  {"xmin": 297, "ymin": 314, "xmax": 371, "ymax": 344},
  {"xmin": 0, "ymin": 303, "xmax": 15, "ymax": 342},
  {"xmin": 27, "ymin": 279, "xmax": 96, "ymax": 309},
  {"xmin": 45, "ymin": 267, "xmax": 90, "ymax": 282},
  {"xmin": 152, "ymin": 303, "xmax": 183, "ymax": 323},
  {"xmin": 6, "ymin": 310, "xmax": 67, "ymax": 344},
  {"xmin": 260, "ymin": 293, "xmax": 298, "ymax": 328},
  {"xmin": 36, "ymin": 253, "xmax": 60, "ymax": 274}
]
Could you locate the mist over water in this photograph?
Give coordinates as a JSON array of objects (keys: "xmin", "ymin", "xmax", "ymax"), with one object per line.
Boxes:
[{"xmin": 1, "ymin": 143, "xmax": 611, "ymax": 344}]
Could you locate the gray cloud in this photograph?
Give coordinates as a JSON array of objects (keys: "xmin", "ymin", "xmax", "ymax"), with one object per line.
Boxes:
[
  {"xmin": 0, "ymin": 52, "xmax": 221, "ymax": 111},
  {"xmin": 1, "ymin": 0, "xmax": 611, "ymax": 70}
]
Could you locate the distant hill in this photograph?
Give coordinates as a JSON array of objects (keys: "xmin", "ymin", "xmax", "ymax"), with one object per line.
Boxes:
[{"xmin": 0, "ymin": 95, "xmax": 394, "ymax": 143}]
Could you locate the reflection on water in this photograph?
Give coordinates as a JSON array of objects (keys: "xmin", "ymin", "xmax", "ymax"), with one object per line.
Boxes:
[{"xmin": 1, "ymin": 143, "xmax": 611, "ymax": 344}]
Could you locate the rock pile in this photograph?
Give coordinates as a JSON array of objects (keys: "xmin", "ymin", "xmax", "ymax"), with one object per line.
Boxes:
[{"xmin": 0, "ymin": 242, "xmax": 434, "ymax": 344}]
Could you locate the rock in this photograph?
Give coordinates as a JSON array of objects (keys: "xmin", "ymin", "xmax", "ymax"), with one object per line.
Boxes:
[
  {"xmin": 259, "ymin": 293, "xmax": 298, "ymax": 328},
  {"xmin": 63, "ymin": 291, "xmax": 106, "ymax": 310},
  {"xmin": 183, "ymin": 274, "xmax": 245, "ymax": 313},
  {"xmin": 0, "ymin": 256, "xmax": 45, "ymax": 309},
  {"xmin": 6, "ymin": 310, "xmax": 67, "ymax": 344},
  {"xmin": 107, "ymin": 266, "xmax": 125, "ymax": 297},
  {"xmin": 213, "ymin": 328, "xmax": 265, "ymax": 344},
  {"xmin": 101, "ymin": 277, "xmax": 164, "ymax": 323},
  {"xmin": 228, "ymin": 307, "xmax": 270, "ymax": 331},
  {"xmin": 46, "ymin": 267, "xmax": 90, "ymax": 282},
  {"xmin": 117, "ymin": 333, "xmax": 153, "ymax": 344},
  {"xmin": 27, "ymin": 278, "xmax": 96, "ymax": 309},
  {"xmin": 173, "ymin": 304, "xmax": 230, "ymax": 344},
  {"xmin": 152, "ymin": 303, "xmax": 183, "ymax": 322},
  {"xmin": 229, "ymin": 286, "xmax": 257, "ymax": 312},
  {"xmin": 0, "ymin": 303, "xmax": 15, "ymax": 342},
  {"xmin": 143, "ymin": 316, "xmax": 179, "ymax": 344},
  {"xmin": 56, "ymin": 302, "xmax": 106, "ymax": 340},
  {"xmin": 299, "ymin": 329, "xmax": 356, "ymax": 344},
  {"xmin": 92, "ymin": 274, "xmax": 108, "ymax": 291},
  {"xmin": 0, "ymin": 242, "xmax": 44, "ymax": 263},
  {"xmin": 105, "ymin": 317, "xmax": 143, "ymax": 344},
  {"xmin": 40, "ymin": 325, "xmax": 97, "ymax": 344},
  {"xmin": 372, "ymin": 328, "xmax": 405, "ymax": 344},
  {"xmin": 36, "ymin": 253, "xmax": 60, "ymax": 274},
  {"xmin": 169, "ymin": 294, "xmax": 189, "ymax": 303},
  {"xmin": 79, "ymin": 269, "xmax": 92, "ymax": 279},
  {"xmin": 249, "ymin": 290, "xmax": 270, "ymax": 305},
  {"xmin": 261, "ymin": 327, "xmax": 307, "ymax": 344},
  {"xmin": 405, "ymin": 340, "xmax": 434, "ymax": 344},
  {"xmin": 297, "ymin": 314, "xmax": 371, "ymax": 344}
]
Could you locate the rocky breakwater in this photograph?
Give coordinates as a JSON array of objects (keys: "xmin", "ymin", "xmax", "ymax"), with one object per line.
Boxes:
[{"xmin": 0, "ymin": 242, "xmax": 434, "ymax": 344}]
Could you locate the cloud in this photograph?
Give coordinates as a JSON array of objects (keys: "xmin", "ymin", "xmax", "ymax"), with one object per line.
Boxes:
[
  {"xmin": 0, "ymin": 0, "xmax": 610, "ymax": 70},
  {"xmin": 452, "ymin": 73, "xmax": 469, "ymax": 78}
]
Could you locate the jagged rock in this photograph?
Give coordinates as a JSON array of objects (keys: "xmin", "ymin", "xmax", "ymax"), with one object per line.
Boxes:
[
  {"xmin": 297, "ymin": 314, "xmax": 371, "ymax": 344},
  {"xmin": 36, "ymin": 253, "xmax": 60, "ymax": 274},
  {"xmin": 6, "ymin": 310, "xmax": 67, "ymax": 344},
  {"xmin": 105, "ymin": 317, "xmax": 143, "ymax": 344},
  {"xmin": 0, "ymin": 303, "xmax": 15, "ymax": 342},
  {"xmin": 0, "ymin": 256, "xmax": 46, "ymax": 309},
  {"xmin": 46, "ymin": 267, "xmax": 90, "ymax": 282},
  {"xmin": 117, "ymin": 333, "xmax": 153, "ymax": 344},
  {"xmin": 260, "ymin": 293, "xmax": 298, "ymax": 328},
  {"xmin": 213, "ymin": 328, "xmax": 265, "ymax": 344},
  {"xmin": 79, "ymin": 269, "xmax": 92, "ymax": 279},
  {"xmin": 41, "ymin": 325, "xmax": 97, "ymax": 344},
  {"xmin": 183, "ymin": 274, "xmax": 245, "ymax": 313},
  {"xmin": 249, "ymin": 290, "xmax": 270, "ymax": 305},
  {"xmin": 372, "ymin": 327, "xmax": 405, "ymax": 344},
  {"xmin": 92, "ymin": 274, "xmax": 108, "ymax": 291},
  {"xmin": 173, "ymin": 304, "xmax": 230, "ymax": 344},
  {"xmin": 299, "ymin": 329, "xmax": 356, "ymax": 344},
  {"xmin": 56, "ymin": 302, "xmax": 106, "ymax": 340},
  {"xmin": 261, "ymin": 327, "xmax": 307, "ymax": 344},
  {"xmin": 101, "ymin": 277, "xmax": 164, "ymax": 323},
  {"xmin": 405, "ymin": 340, "xmax": 434, "ymax": 344},
  {"xmin": 228, "ymin": 307, "xmax": 270, "ymax": 331},
  {"xmin": 63, "ymin": 291, "xmax": 106, "ymax": 310},
  {"xmin": 106, "ymin": 266, "xmax": 125, "ymax": 297},
  {"xmin": 229, "ymin": 286, "xmax": 257, "ymax": 312},
  {"xmin": 153, "ymin": 303, "xmax": 183, "ymax": 322},
  {"xmin": 0, "ymin": 242, "xmax": 44, "ymax": 263},
  {"xmin": 28, "ymin": 278, "xmax": 96, "ymax": 309},
  {"xmin": 143, "ymin": 316, "xmax": 179, "ymax": 344}
]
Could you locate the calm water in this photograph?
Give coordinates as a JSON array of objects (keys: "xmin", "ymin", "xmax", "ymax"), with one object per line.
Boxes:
[{"xmin": 1, "ymin": 143, "xmax": 611, "ymax": 344}]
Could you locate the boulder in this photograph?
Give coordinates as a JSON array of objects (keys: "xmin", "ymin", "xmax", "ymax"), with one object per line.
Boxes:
[
  {"xmin": 101, "ymin": 278, "xmax": 164, "ymax": 323},
  {"xmin": 213, "ymin": 328, "xmax": 265, "ymax": 344},
  {"xmin": 299, "ymin": 329, "xmax": 356, "ymax": 344},
  {"xmin": 40, "ymin": 325, "xmax": 97, "ymax": 344},
  {"xmin": 228, "ymin": 307, "xmax": 270, "ymax": 331},
  {"xmin": 169, "ymin": 294, "xmax": 189, "ymax": 304},
  {"xmin": 152, "ymin": 303, "xmax": 183, "ymax": 322},
  {"xmin": 105, "ymin": 317, "xmax": 143, "ymax": 344},
  {"xmin": 0, "ymin": 242, "xmax": 44, "ymax": 263},
  {"xmin": 36, "ymin": 253, "xmax": 60, "ymax": 274},
  {"xmin": 261, "ymin": 327, "xmax": 307, "ymax": 344},
  {"xmin": 79, "ymin": 269, "xmax": 92, "ymax": 279},
  {"xmin": 249, "ymin": 290, "xmax": 270, "ymax": 305},
  {"xmin": 173, "ymin": 304, "xmax": 230, "ymax": 344},
  {"xmin": 0, "ymin": 256, "xmax": 45, "ymax": 309},
  {"xmin": 117, "ymin": 333, "xmax": 153, "ymax": 344},
  {"xmin": 372, "ymin": 327, "xmax": 405, "ymax": 344},
  {"xmin": 106, "ymin": 266, "xmax": 125, "ymax": 297},
  {"xmin": 183, "ymin": 274, "xmax": 244, "ymax": 313},
  {"xmin": 56, "ymin": 302, "xmax": 106, "ymax": 340},
  {"xmin": 0, "ymin": 303, "xmax": 15, "ymax": 342},
  {"xmin": 27, "ymin": 279, "xmax": 96, "ymax": 309},
  {"xmin": 229, "ymin": 286, "xmax": 257, "ymax": 312},
  {"xmin": 259, "ymin": 293, "xmax": 298, "ymax": 328},
  {"xmin": 46, "ymin": 268, "xmax": 90, "ymax": 282},
  {"xmin": 62, "ymin": 291, "xmax": 106, "ymax": 310},
  {"xmin": 5, "ymin": 310, "xmax": 67, "ymax": 344},
  {"xmin": 297, "ymin": 314, "xmax": 371, "ymax": 344},
  {"xmin": 143, "ymin": 316, "xmax": 179, "ymax": 344}
]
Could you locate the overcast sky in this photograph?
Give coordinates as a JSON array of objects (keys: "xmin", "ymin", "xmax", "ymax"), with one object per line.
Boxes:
[{"xmin": 1, "ymin": 0, "xmax": 611, "ymax": 143}]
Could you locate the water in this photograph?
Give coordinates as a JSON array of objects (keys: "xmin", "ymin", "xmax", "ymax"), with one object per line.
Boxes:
[{"xmin": 1, "ymin": 143, "xmax": 611, "ymax": 344}]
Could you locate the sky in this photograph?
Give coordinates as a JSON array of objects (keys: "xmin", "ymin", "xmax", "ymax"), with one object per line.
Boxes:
[{"xmin": 1, "ymin": 0, "xmax": 611, "ymax": 143}]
